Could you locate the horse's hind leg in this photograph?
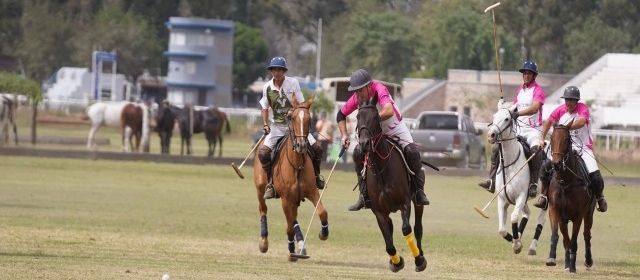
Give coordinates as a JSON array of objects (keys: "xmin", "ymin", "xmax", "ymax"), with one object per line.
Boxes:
[
  {"xmin": 584, "ymin": 206, "xmax": 594, "ymax": 268},
  {"xmin": 374, "ymin": 213, "xmax": 404, "ymax": 272},
  {"xmin": 403, "ymin": 203, "xmax": 426, "ymax": 272},
  {"xmin": 528, "ymin": 207, "xmax": 548, "ymax": 255},
  {"xmin": 87, "ymin": 124, "xmax": 100, "ymax": 149},
  {"xmin": 306, "ymin": 189, "xmax": 329, "ymax": 241}
]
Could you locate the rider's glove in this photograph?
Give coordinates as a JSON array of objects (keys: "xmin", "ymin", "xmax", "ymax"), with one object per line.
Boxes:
[{"xmin": 263, "ymin": 125, "xmax": 270, "ymax": 135}]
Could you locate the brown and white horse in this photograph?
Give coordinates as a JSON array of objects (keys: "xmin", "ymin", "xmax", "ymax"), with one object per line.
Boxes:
[{"xmin": 86, "ymin": 101, "xmax": 150, "ymax": 152}]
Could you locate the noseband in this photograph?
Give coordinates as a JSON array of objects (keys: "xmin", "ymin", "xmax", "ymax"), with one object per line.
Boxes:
[{"xmin": 489, "ymin": 109, "xmax": 517, "ymax": 143}]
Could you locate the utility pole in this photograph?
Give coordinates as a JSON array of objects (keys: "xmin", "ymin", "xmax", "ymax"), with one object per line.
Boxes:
[{"xmin": 315, "ymin": 18, "xmax": 322, "ymax": 88}]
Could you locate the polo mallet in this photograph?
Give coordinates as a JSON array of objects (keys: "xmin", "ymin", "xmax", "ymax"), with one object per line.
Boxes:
[
  {"xmin": 484, "ymin": 2, "xmax": 504, "ymax": 99},
  {"xmin": 474, "ymin": 149, "xmax": 539, "ymax": 219},
  {"xmin": 231, "ymin": 134, "xmax": 266, "ymax": 179},
  {"xmin": 290, "ymin": 146, "xmax": 346, "ymax": 260}
]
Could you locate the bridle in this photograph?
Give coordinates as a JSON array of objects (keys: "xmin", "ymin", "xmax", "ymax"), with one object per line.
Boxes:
[
  {"xmin": 287, "ymin": 105, "xmax": 310, "ymax": 154},
  {"xmin": 488, "ymin": 108, "xmax": 518, "ymax": 143}
]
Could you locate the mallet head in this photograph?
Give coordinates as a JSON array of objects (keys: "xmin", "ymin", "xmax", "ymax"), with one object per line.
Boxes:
[
  {"xmin": 484, "ymin": 2, "xmax": 501, "ymax": 13},
  {"xmin": 231, "ymin": 162, "xmax": 245, "ymax": 179}
]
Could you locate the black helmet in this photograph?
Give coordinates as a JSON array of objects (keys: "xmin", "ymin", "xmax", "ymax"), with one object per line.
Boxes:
[
  {"xmin": 348, "ymin": 69, "xmax": 372, "ymax": 91},
  {"xmin": 519, "ymin": 60, "xmax": 538, "ymax": 74},
  {"xmin": 267, "ymin": 56, "xmax": 287, "ymax": 71},
  {"xmin": 561, "ymin": 86, "xmax": 580, "ymax": 100}
]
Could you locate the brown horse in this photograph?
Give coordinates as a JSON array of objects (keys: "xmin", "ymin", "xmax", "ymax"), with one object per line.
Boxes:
[
  {"xmin": 546, "ymin": 122, "xmax": 596, "ymax": 273},
  {"xmin": 252, "ymin": 96, "xmax": 328, "ymax": 261},
  {"xmin": 355, "ymin": 98, "xmax": 427, "ymax": 272},
  {"xmin": 120, "ymin": 103, "xmax": 150, "ymax": 152}
]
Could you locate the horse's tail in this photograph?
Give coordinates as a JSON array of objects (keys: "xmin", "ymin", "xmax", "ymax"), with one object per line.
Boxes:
[
  {"xmin": 140, "ymin": 103, "xmax": 150, "ymax": 149},
  {"xmin": 224, "ymin": 112, "xmax": 231, "ymax": 134}
]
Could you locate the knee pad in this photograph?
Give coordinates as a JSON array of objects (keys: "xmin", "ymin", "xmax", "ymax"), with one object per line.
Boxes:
[
  {"xmin": 258, "ymin": 146, "xmax": 272, "ymax": 164},
  {"xmin": 589, "ymin": 171, "xmax": 604, "ymax": 192},
  {"xmin": 403, "ymin": 144, "xmax": 422, "ymax": 171}
]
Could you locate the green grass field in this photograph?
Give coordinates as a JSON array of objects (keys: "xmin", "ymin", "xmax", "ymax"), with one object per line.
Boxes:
[{"xmin": 1, "ymin": 156, "xmax": 638, "ymax": 279}]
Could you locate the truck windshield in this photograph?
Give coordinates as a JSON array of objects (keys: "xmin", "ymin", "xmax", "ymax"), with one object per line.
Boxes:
[{"xmin": 419, "ymin": 114, "xmax": 458, "ymax": 130}]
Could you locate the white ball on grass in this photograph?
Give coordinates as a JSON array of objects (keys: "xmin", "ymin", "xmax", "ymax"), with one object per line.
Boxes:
[{"xmin": 162, "ymin": 274, "xmax": 170, "ymax": 280}]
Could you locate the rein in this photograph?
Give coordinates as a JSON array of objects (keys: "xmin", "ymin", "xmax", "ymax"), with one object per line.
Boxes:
[{"xmin": 284, "ymin": 106, "xmax": 311, "ymax": 171}]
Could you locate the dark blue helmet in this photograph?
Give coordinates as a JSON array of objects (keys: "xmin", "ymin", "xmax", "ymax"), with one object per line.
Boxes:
[
  {"xmin": 519, "ymin": 60, "xmax": 538, "ymax": 74},
  {"xmin": 347, "ymin": 69, "xmax": 372, "ymax": 91},
  {"xmin": 267, "ymin": 56, "xmax": 287, "ymax": 71},
  {"xmin": 561, "ymin": 86, "xmax": 580, "ymax": 100}
]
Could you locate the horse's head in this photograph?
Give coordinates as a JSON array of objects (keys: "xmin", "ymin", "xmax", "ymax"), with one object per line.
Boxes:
[
  {"xmin": 356, "ymin": 97, "xmax": 382, "ymax": 153},
  {"xmin": 487, "ymin": 107, "xmax": 517, "ymax": 144},
  {"xmin": 289, "ymin": 95, "xmax": 314, "ymax": 154},
  {"xmin": 550, "ymin": 119, "xmax": 574, "ymax": 169}
]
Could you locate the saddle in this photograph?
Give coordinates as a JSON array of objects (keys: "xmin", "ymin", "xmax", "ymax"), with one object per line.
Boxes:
[{"xmin": 516, "ymin": 136, "xmax": 531, "ymax": 159}]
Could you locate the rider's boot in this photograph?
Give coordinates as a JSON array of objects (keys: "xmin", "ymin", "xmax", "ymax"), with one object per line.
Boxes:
[
  {"xmin": 259, "ymin": 146, "xmax": 276, "ymax": 199},
  {"xmin": 528, "ymin": 146, "xmax": 543, "ymax": 198},
  {"xmin": 348, "ymin": 146, "xmax": 370, "ymax": 211},
  {"xmin": 478, "ymin": 145, "xmax": 499, "ymax": 193},
  {"xmin": 405, "ymin": 143, "xmax": 430, "ymax": 206},
  {"xmin": 310, "ymin": 142, "xmax": 326, "ymax": 189},
  {"xmin": 534, "ymin": 159, "xmax": 552, "ymax": 210},
  {"xmin": 590, "ymin": 170, "xmax": 608, "ymax": 212}
]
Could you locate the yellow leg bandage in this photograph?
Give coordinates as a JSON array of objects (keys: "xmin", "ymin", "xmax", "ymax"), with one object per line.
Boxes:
[
  {"xmin": 390, "ymin": 253, "xmax": 401, "ymax": 264},
  {"xmin": 404, "ymin": 233, "xmax": 420, "ymax": 257}
]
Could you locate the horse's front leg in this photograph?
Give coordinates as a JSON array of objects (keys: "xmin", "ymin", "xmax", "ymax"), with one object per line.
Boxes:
[
  {"xmin": 510, "ymin": 195, "xmax": 528, "ymax": 254},
  {"xmin": 568, "ymin": 219, "xmax": 583, "ymax": 273},
  {"xmin": 497, "ymin": 198, "xmax": 512, "ymax": 242},
  {"xmin": 374, "ymin": 212, "xmax": 403, "ymax": 272},
  {"xmin": 583, "ymin": 206, "xmax": 594, "ymax": 268},
  {"xmin": 305, "ymin": 187, "xmax": 329, "ymax": 241},
  {"xmin": 559, "ymin": 220, "xmax": 572, "ymax": 271},
  {"xmin": 218, "ymin": 134, "xmax": 223, "ymax": 157},
  {"xmin": 401, "ymin": 202, "xmax": 426, "ymax": 272},
  {"xmin": 281, "ymin": 198, "xmax": 301, "ymax": 261},
  {"xmin": 547, "ymin": 208, "xmax": 559, "ymax": 266}
]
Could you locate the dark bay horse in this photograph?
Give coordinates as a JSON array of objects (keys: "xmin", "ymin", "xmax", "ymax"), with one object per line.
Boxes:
[
  {"xmin": 252, "ymin": 96, "xmax": 329, "ymax": 261},
  {"xmin": 546, "ymin": 122, "xmax": 596, "ymax": 273},
  {"xmin": 174, "ymin": 105, "xmax": 230, "ymax": 157},
  {"xmin": 356, "ymin": 98, "xmax": 427, "ymax": 272},
  {"xmin": 155, "ymin": 100, "xmax": 177, "ymax": 154}
]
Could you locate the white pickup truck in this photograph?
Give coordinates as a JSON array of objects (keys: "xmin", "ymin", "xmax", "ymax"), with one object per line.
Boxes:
[{"xmin": 409, "ymin": 111, "xmax": 486, "ymax": 169}]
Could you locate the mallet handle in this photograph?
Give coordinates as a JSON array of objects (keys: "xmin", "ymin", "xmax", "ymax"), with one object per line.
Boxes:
[
  {"xmin": 481, "ymin": 149, "xmax": 538, "ymax": 212},
  {"xmin": 238, "ymin": 134, "xmax": 265, "ymax": 169}
]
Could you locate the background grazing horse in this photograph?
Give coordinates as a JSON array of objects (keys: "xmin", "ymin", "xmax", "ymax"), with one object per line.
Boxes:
[
  {"xmin": 486, "ymin": 107, "xmax": 547, "ymax": 255},
  {"xmin": 355, "ymin": 98, "xmax": 427, "ymax": 273},
  {"xmin": 546, "ymin": 122, "xmax": 595, "ymax": 273},
  {"xmin": 174, "ymin": 105, "xmax": 230, "ymax": 157},
  {"xmin": 252, "ymin": 96, "xmax": 329, "ymax": 261},
  {"xmin": 0, "ymin": 95, "xmax": 18, "ymax": 145},
  {"xmin": 155, "ymin": 100, "xmax": 177, "ymax": 154},
  {"xmin": 86, "ymin": 101, "xmax": 150, "ymax": 152}
]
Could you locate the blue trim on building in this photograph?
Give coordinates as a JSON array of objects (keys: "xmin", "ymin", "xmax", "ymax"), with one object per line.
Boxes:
[
  {"xmin": 163, "ymin": 51, "xmax": 207, "ymax": 59},
  {"xmin": 166, "ymin": 81, "xmax": 215, "ymax": 89},
  {"xmin": 165, "ymin": 21, "xmax": 233, "ymax": 32}
]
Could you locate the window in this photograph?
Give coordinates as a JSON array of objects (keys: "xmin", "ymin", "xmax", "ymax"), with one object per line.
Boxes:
[
  {"xmin": 171, "ymin": 32, "xmax": 186, "ymax": 46},
  {"xmin": 169, "ymin": 61, "xmax": 183, "ymax": 74},
  {"xmin": 419, "ymin": 114, "xmax": 459, "ymax": 130},
  {"xmin": 185, "ymin": 62, "xmax": 196, "ymax": 75}
]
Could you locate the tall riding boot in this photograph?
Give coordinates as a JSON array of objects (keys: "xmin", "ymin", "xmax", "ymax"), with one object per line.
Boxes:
[
  {"xmin": 478, "ymin": 144, "xmax": 499, "ymax": 193},
  {"xmin": 310, "ymin": 143, "xmax": 326, "ymax": 189},
  {"xmin": 405, "ymin": 144, "xmax": 429, "ymax": 206},
  {"xmin": 534, "ymin": 159, "xmax": 553, "ymax": 209},
  {"xmin": 528, "ymin": 146, "xmax": 543, "ymax": 198},
  {"xmin": 258, "ymin": 146, "xmax": 276, "ymax": 199},
  {"xmin": 348, "ymin": 146, "xmax": 369, "ymax": 211},
  {"xmin": 590, "ymin": 171, "xmax": 608, "ymax": 212}
]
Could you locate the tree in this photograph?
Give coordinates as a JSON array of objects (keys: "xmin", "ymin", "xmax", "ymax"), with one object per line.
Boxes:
[
  {"xmin": 72, "ymin": 3, "xmax": 161, "ymax": 80},
  {"xmin": 0, "ymin": 0, "xmax": 23, "ymax": 56},
  {"xmin": 233, "ymin": 22, "xmax": 268, "ymax": 93},
  {"xmin": 342, "ymin": 10, "xmax": 418, "ymax": 83},
  {"xmin": 16, "ymin": 1, "xmax": 75, "ymax": 81},
  {"xmin": 0, "ymin": 71, "xmax": 42, "ymax": 145}
]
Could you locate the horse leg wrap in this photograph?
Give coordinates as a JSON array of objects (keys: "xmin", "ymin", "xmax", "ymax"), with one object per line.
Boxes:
[
  {"xmin": 390, "ymin": 253, "xmax": 401, "ymax": 265},
  {"xmin": 321, "ymin": 221, "xmax": 329, "ymax": 237},
  {"xmin": 260, "ymin": 216, "xmax": 268, "ymax": 237},
  {"xmin": 404, "ymin": 233, "xmax": 420, "ymax": 257},
  {"xmin": 503, "ymin": 233, "xmax": 513, "ymax": 242},
  {"xmin": 293, "ymin": 222, "xmax": 304, "ymax": 242},
  {"xmin": 288, "ymin": 239, "xmax": 295, "ymax": 253},
  {"xmin": 518, "ymin": 217, "xmax": 528, "ymax": 237},
  {"xmin": 511, "ymin": 223, "xmax": 519, "ymax": 240},
  {"xmin": 533, "ymin": 224, "xmax": 543, "ymax": 240}
]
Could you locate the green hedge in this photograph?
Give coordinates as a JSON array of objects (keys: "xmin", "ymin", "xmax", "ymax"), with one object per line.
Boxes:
[{"xmin": 0, "ymin": 72, "xmax": 42, "ymax": 103}]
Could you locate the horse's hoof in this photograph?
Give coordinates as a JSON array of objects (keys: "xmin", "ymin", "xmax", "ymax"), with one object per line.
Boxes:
[
  {"xmin": 299, "ymin": 247, "xmax": 307, "ymax": 256},
  {"xmin": 415, "ymin": 255, "xmax": 427, "ymax": 272},
  {"xmin": 389, "ymin": 256, "xmax": 404, "ymax": 273},
  {"xmin": 546, "ymin": 258, "xmax": 556, "ymax": 266},
  {"xmin": 512, "ymin": 239, "xmax": 522, "ymax": 254},
  {"xmin": 318, "ymin": 231, "xmax": 328, "ymax": 241},
  {"xmin": 259, "ymin": 238, "xmax": 268, "ymax": 253},
  {"xmin": 528, "ymin": 248, "xmax": 537, "ymax": 256},
  {"xmin": 585, "ymin": 259, "xmax": 593, "ymax": 268},
  {"xmin": 288, "ymin": 255, "xmax": 298, "ymax": 262}
]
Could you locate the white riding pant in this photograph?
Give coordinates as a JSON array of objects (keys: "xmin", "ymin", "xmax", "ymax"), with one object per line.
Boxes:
[
  {"xmin": 383, "ymin": 122, "xmax": 414, "ymax": 149},
  {"xmin": 576, "ymin": 147, "xmax": 599, "ymax": 173},
  {"xmin": 262, "ymin": 123, "xmax": 316, "ymax": 150},
  {"xmin": 516, "ymin": 126, "xmax": 541, "ymax": 148}
]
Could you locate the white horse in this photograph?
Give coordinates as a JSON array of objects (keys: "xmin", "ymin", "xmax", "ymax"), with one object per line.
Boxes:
[
  {"xmin": 487, "ymin": 106, "xmax": 547, "ymax": 255},
  {"xmin": 86, "ymin": 101, "xmax": 150, "ymax": 152},
  {"xmin": 0, "ymin": 95, "xmax": 18, "ymax": 145}
]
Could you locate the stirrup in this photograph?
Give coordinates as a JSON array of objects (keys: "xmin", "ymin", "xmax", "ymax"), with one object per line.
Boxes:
[
  {"xmin": 596, "ymin": 197, "xmax": 608, "ymax": 212},
  {"xmin": 316, "ymin": 174, "xmax": 326, "ymax": 190},
  {"xmin": 533, "ymin": 195, "xmax": 548, "ymax": 210},
  {"xmin": 263, "ymin": 183, "xmax": 276, "ymax": 199},
  {"xmin": 415, "ymin": 190, "xmax": 430, "ymax": 206},
  {"xmin": 478, "ymin": 179, "xmax": 494, "ymax": 193}
]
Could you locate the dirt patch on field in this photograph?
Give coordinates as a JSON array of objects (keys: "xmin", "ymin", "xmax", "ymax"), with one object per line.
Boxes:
[{"xmin": 36, "ymin": 113, "xmax": 89, "ymax": 125}]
